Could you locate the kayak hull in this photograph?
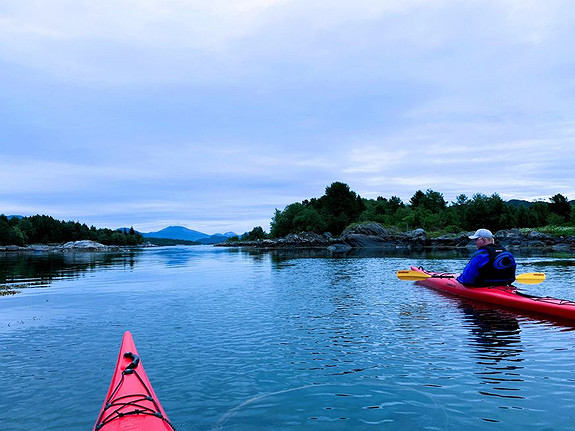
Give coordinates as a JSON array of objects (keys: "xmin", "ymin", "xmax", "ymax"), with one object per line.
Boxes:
[
  {"xmin": 410, "ymin": 266, "xmax": 575, "ymax": 321},
  {"xmin": 94, "ymin": 331, "xmax": 175, "ymax": 431}
]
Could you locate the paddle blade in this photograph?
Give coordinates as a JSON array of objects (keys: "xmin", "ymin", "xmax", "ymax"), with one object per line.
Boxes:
[
  {"xmin": 516, "ymin": 272, "xmax": 546, "ymax": 284},
  {"xmin": 396, "ymin": 270, "xmax": 432, "ymax": 281}
]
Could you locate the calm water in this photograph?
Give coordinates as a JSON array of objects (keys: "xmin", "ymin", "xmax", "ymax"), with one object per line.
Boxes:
[{"xmin": 1, "ymin": 246, "xmax": 575, "ymax": 430}]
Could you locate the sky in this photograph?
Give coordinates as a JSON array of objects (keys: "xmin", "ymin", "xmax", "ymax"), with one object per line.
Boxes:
[{"xmin": 1, "ymin": 0, "xmax": 574, "ymax": 235}]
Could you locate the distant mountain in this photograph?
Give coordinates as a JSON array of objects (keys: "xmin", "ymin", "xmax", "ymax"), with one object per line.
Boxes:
[
  {"xmin": 142, "ymin": 226, "xmax": 210, "ymax": 241},
  {"xmin": 144, "ymin": 237, "xmax": 201, "ymax": 246},
  {"xmin": 141, "ymin": 226, "xmax": 238, "ymax": 244},
  {"xmin": 507, "ymin": 199, "xmax": 575, "ymax": 207},
  {"xmin": 507, "ymin": 199, "xmax": 533, "ymax": 208},
  {"xmin": 196, "ymin": 233, "xmax": 238, "ymax": 245}
]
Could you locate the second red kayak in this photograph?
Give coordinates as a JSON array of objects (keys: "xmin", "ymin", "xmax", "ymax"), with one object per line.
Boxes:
[
  {"xmin": 94, "ymin": 331, "xmax": 176, "ymax": 431},
  {"xmin": 407, "ymin": 266, "xmax": 575, "ymax": 321}
]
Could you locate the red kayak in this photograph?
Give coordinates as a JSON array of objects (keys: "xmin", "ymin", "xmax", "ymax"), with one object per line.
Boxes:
[
  {"xmin": 408, "ymin": 266, "xmax": 575, "ymax": 321},
  {"xmin": 94, "ymin": 331, "xmax": 176, "ymax": 430}
]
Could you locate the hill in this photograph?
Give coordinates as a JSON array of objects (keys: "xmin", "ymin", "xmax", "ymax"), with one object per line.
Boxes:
[
  {"xmin": 196, "ymin": 233, "xmax": 236, "ymax": 244},
  {"xmin": 144, "ymin": 237, "xmax": 201, "ymax": 246},
  {"xmin": 142, "ymin": 226, "xmax": 210, "ymax": 241},
  {"xmin": 507, "ymin": 199, "xmax": 533, "ymax": 208},
  {"xmin": 142, "ymin": 226, "xmax": 238, "ymax": 244}
]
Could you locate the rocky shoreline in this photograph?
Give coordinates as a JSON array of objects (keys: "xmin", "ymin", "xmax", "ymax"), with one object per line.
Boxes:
[
  {"xmin": 3, "ymin": 224, "xmax": 575, "ymax": 253},
  {"xmin": 0, "ymin": 240, "xmax": 122, "ymax": 253},
  {"xmin": 218, "ymin": 222, "xmax": 575, "ymax": 252}
]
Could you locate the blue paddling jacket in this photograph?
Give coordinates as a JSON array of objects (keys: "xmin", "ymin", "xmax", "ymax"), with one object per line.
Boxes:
[{"xmin": 457, "ymin": 244, "xmax": 516, "ymax": 286}]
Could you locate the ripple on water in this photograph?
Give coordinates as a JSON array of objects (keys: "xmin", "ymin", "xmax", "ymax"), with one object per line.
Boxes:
[
  {"xmin": 211, "ymin": 382, "xmax": 451, "ymax": 431},
  {"xmin": 2, "ymin": 249, "xmax": 575, "ymax": 430}
]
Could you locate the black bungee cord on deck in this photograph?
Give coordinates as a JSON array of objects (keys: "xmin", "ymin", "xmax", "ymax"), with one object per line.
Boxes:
[
  {"xmin": 416, "ymin": 266, "xmax": 454, "ymax": 279},
  {"xmin": 94, "ymin": 351, "xmax": 177, "ymax": 430}
]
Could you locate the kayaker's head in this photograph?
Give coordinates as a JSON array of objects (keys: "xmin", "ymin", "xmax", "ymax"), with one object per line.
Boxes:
[{"xmin": 469, "ymin": 228, "xmax": 494, "ymax": 249}]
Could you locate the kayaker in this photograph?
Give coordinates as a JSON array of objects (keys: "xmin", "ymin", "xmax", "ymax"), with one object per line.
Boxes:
[{"xmin": 457, "ymin": 228, "xmax": 516, "ymax": 286}]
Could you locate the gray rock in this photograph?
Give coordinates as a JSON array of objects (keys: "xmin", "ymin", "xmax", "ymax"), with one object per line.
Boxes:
[
  {"xmin": 526, "ymin": 231, "xmax": 551, "ymax": 240},
  {"xmin": 62, "ymin": 240, "xmax": 119, "ymax": 251},
  {"xmin": 1, "ymin": 241, "xmax": 121, "ymax": 253},
  {"xmin": 495, "ymin": 228, "xmax": 522, "ymax": 240},
  {"xmin": 406, "ymin": 228, "xmax": 427, "ymax": 241},
  {"xmin": 341, "ymin": 222, "xmax": 392, "ymax": 237},
  {"xmin": 430, "ymin": 232, "xmax": 469, "ymax": 248},
  {"xmin": 219, "ymin": 226, "xmax": 575, "ymax": 251},
  {"xmin": 278, "ymin": 232, "xmax": 330, "ymax": 247},
  {"xmin": 327, "ymin": 244, "xmax": 352, "ymax": 253},
  {"xmin": 27, "ymin": 244, "xmax": 54, "ymax": 251},
  {"xmin": 340, "ymin": 222, "xmax": 401, "ymax": 248}
]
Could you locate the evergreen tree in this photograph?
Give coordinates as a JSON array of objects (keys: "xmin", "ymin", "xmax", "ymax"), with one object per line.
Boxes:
[
  {"xmin": 549, "ymin": 194, "xmax": 571, "ymax": 221},
  {"xmin": 0, "ymin": 214, "xmax": 144, "ymax": 246},
  {"xmin": 263, "ymin": 183, "xmax": 575, "ymax": 239},
  {"xmin": 319, "ymin": 182, "xmax": 365, "ymax": 235},
  {"xmin": 241, "ymin": 226, "xmax": 268, "ymax": 241}
]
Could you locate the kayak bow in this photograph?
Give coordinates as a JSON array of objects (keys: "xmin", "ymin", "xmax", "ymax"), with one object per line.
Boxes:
[
  {"xmin": 403, "ymin": 266, "xmax": 575, "ymax": 322},
  {"xmin": 94, "ymin": 331, "xmax": 176, "ymax": 431}
]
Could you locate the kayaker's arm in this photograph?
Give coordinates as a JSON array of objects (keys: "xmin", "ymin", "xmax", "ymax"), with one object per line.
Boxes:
[{"xmin": 457, "ymin": 250, "xmax": 489, "ymax": 285}]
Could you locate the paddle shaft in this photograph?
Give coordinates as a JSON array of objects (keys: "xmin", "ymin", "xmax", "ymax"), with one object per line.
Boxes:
[{"xmin": 396, "ymin": 270, "xmax": 546, "ymax": 284}]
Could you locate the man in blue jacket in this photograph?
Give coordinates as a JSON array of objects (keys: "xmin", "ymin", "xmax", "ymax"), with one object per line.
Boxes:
[{"xmin": 457, "ymin": 229, "xmax": 516, "ymax": 286}]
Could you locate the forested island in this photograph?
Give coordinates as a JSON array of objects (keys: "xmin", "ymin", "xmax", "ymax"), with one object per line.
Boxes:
[
  {"xmin": 3, "ymin": 182, "xmax": 574, "ymax": 249},
  {"xmin": 231, "ymin": 182, "xmax": 575, "ymax": 243},
  {"xmin": 0, "ymin": 214, "xmax": 143, "ymax": 246}
]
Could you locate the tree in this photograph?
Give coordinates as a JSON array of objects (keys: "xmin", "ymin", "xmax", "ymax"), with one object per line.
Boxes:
[
  {"xmin": 464, "ymin": 194, "xmax": 491, "ymax": 230},
  {"xmin": 318, "ymin": 182, "xmax": 365, "ymax": 235},
  {"xmin": 0, "ymin": 214, "xmax": 144, "ymax": 246},
  {"xmin": 454, "ymin": 194, "xmax": 470, "ymax": 206},
  {"xmin": 409, "ymin": 189, "xmax": 447, "ymax": 213},
  {"xmin": 405, "ymin": 190, "xmax": 448, "ymax": 230},
  {"xmin": 293, "ymin": 207, "xmax": 325, "ymax": 233},
  {"xmin": 0, "ymin": 216, "xmax": 16, "ymax": 245},
  {"xmin": 267, "ymin": 183, "xmax": 575, "ymax": 237},
  {"xmin": 241, "ymin": 226, "xmax": 267, "ymax": 241},
  {"xmin": 409, "ymin": 190, "xmax": 426, "ymax": 208},
  {"xmin": 270, "ymin": 203, "xmax": 306, "ymax": 238},
  {"xmin": 515, "ymin": 205, "xmax": 533, "ymax": 227},
  {"xmin": 528, "ymin": 201, "xmax": 549, "ymax": 227},
  {"xmin": 549, "ymin": 194, "xmax": 571, "ymax": 221},
  {"xmin": 388, "ymin": 196, "xmax": 404, "ymax": 213}
]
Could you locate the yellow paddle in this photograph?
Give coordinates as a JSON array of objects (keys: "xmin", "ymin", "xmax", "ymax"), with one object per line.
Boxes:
[
  {"xmin": 516, "ymin": 272, "xmax": 546, "ymax": 284},
  {"xmin": 396, "ymin": 270, "xmax": 546, "ymax": 284}
]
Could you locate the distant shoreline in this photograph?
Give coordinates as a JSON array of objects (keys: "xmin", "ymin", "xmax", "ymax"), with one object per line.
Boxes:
[
  {"xmin": 3, "ymin": 226, "xmax": 575, "ymax": 253},
  {"xmin": 219, "ymin": 225, "xmax": 575, "ymax": 253},
  {"xmin": 0, "ymin": 240, "xmax": 123, "ymax": 253}
]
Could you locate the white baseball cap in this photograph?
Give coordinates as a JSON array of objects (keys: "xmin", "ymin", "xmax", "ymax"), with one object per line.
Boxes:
[{"xmin": 469, "ymin": 228, "xmax": 493, "ymax": 239}]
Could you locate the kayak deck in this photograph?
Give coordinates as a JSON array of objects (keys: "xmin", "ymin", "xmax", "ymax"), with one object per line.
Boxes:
[
  {"xmin": 410, "ymin": 266, "xmax": 575, "ymax": 321},
  {"xmin": 94, "ymin": 331, "xmax": 176, "ymax": 431}
]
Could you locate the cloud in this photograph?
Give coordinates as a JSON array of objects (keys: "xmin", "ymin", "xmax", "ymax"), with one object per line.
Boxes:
[
  {"xmin": 1, "ymin": 1, "xmax": 575, "ymax": 233},
  {"xmin": 4, "ymin": 0, "xmax": 566, "ymax": 85}
]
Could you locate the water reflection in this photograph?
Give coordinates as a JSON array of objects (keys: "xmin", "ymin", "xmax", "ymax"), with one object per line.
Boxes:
[
  {"xmin": 459, "ymin": 303, "xmax": 525, "ymax": 400},
  {"xmin": 3, "ymin": 246, "xmax": 575, "ymax": 430},
  {"xmin": 236, "ymin": 247, "xmax": 575, "ymax": 264},
  {"xmin": 0, "ymin": 251, "xmax": 140, "ymax": 293},
  {"xmin": 238, "ymin": 247, "xmax": 474, "ymax": 265}
]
